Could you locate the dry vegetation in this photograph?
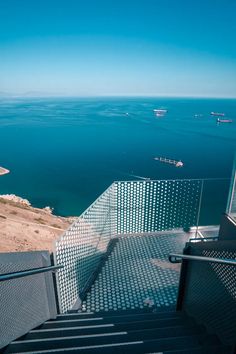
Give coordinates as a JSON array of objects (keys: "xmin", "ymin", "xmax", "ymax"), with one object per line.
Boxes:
[{"xmin": 0, "ymin": 197, "xmax": 74, "ymax": 253}]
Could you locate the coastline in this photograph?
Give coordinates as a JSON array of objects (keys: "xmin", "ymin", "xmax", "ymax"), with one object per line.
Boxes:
[
  {"xmin": 0, "ymin": 194, "xmax": 31, "ymax": 206},
  {"xmin": 0, "ymin": 194, "xmax": 73, "ymax": 252}
]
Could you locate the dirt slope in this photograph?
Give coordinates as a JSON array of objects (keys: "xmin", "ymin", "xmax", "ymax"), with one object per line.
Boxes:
[{"xmin": 0, "ymin": 197, "xmax": 73, "ymax": 252}]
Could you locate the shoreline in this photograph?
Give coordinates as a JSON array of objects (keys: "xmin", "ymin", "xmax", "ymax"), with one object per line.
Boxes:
[
  {"xmin": 0, "ymin": 194, "xmax": 31, "ymax": 206},
  {"xmin": 0, "ymin": 194, "xmax": 55, "ymax": 214},
  {"xmin": 0, "ymin": 193, "xmax": 73, "ymax": 252}
]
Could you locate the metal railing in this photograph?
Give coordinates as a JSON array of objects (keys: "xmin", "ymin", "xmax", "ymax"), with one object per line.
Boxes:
[
  {"xmin": 189, "ymin": 236, "xmax": 218, "ymax": 242},
  {"xmin": 227, "ymin": 154, "xmax": 236, "ymax": 218},
  {"xmin": 172, "ymin": 241, "xmax": 236, "ymax": 348},
  {"xmin": 54, "ymin": 183, "xmax": 117, "ymax": 313},
  {"xmin": 54, "ymin": 178, "xmax": 204, "ymax": 313},
  {"xmin": 0, "ymin": 251, "xmax": 59, "ymax": 349},
  {"xmin": 54, "ymin": 177, "xmax": 229, "ymax": 313},
  {"xmin": 0, "ymin": 265, "xmax": 63, "ymax": 282},
  {"xmin": 115, "ymin": 179, "xmax": 203, "ymax": 233},
  {"xmin": 169, "ymin": 253, "xmax": 236, "ymax": 266}
]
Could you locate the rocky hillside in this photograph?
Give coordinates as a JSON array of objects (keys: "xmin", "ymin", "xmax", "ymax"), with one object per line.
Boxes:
[{"xmin": 0, "ymin": 196, "xmax": 73, "ymax": 252}]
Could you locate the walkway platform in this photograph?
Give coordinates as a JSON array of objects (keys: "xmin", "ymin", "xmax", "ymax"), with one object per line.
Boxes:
[{"xmin": 82, "ymin": 231, "xmax": 191, "ymax": 312}]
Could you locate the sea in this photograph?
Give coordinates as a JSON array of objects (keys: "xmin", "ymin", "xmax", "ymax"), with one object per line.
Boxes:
[{"xmin": 0, "ymin": 97, "xmax": 235, "ymax": 225}]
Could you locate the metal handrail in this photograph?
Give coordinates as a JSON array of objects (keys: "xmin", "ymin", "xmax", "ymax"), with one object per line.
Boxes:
[
  {"xmin": 0, "ymin": 265, "xmax": 63, "ymax": 282},
  {"xmin": 114, "ymin": 177, "xmax": 230, "ymax": 183},
  {"xmin": 169, "ymin": 253, "xmax": 236, "ymax": 266},
  {"xmin": 189, "ymin": 236, "xmax": 219, "ymax": 242}
]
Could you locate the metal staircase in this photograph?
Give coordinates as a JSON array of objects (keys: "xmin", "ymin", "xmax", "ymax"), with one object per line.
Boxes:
[
  {"xmin": 1, "ymin": 170, "xmax": 236, "ymax": 353},
  {"xmin": 3, "ymin": 309, "xmax": 230, "ymax": 353},
  {"xmin": 3, "ymin": 235, "xmax": 235, "ymax": 353}
]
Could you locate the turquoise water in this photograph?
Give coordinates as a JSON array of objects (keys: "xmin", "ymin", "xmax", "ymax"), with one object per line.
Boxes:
[{"xmin": 0, "ymin": 97, "xmax": 235, "ymax": 224}]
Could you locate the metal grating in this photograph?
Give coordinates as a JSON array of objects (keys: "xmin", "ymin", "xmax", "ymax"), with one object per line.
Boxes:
[
  {"xmin": 54, "ymin": 179, "xmax": 202, "ymax": 313},
  {"xmin": 54, "ymin": 184, "xmax": 117, "ymax": 313},
  {"xmin": 182, "ymin": 241, "xmax": 236, "ymax": 346},
  {"xmin": 116, "ymin": 180, "xmax": 202, "ymax": 234},
  {"xmin": 82, "ymin": 233, "xmax": 190, "ymax": 312},
  {"xmin": 0, "ymin": 251, "xmax": 57, "ymax": 349}
]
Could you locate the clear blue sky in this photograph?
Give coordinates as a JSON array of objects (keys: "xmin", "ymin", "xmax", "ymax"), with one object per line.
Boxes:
[{"xmin": 0, "ymin": 0, "xmax": 236, "ymax": 97}]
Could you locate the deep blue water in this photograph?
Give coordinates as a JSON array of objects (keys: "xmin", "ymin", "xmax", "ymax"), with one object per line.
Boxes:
[{"xmin": 0, "ymin": 97, "xmax": 235, "ymax": 225}]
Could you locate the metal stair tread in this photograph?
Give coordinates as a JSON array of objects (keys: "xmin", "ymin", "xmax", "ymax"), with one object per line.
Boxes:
[
  {"xmin": 45, "ymin": 317, "xmax": 104, "ymax": 323},
  {"xmin": 4, "ymin": 340, "xmax": 144, "ymax": 354},
  {"xmin": 23, "ymin": 324, "xmax": 203, "ymax": 340},
  {"xmin": 10, "ymin": 331, "xmax": 127, "ymax": 344},
  {"xmin": 5, "ymin": 335, "xmax": 202, "ymax": 353},
  {"xmin": 54, "ymin": 310, "xmax": 180, "ymax": 321},
  {"xmin": 29, "ymin": 323, "xmax": 114, "ymax": 333},
  {"xmin": 41, "ymin": 316, "xmax": 186, "ymax": 330},
  {"xmin": 147, "ymin": 344, "xmax": 232, "ymax": 354},
  {"xmin": 6, "ymin": 334, "xmax": 202, "ymax": 353}
]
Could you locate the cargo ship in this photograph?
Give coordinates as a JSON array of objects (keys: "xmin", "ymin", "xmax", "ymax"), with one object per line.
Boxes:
[
  {"xmin": 211, "ymin": 112, "xmax": 225, "ymax": 117},
  {"xmin": 216, "ymin": 118, "xmax": 233, "ymax": 123},
  {"xmin": 154, "ymin": 157, "xmax": 184, "ymax": 167}
]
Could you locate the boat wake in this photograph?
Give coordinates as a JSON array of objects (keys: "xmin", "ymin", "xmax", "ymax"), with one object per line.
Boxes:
[{"xmin": 127, "ymin": 173, "xmax": 151, "ymax": 180}]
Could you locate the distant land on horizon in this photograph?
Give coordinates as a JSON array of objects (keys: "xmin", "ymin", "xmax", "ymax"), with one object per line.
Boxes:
[{"xmin": 1, "ymin": 92, "xmax": 236, "ymax": 99}]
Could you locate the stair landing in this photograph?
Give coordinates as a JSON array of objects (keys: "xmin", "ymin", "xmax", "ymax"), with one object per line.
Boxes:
[{"xmin": 82, "ymin": 232, "xmax": 190, "ymax": 312}]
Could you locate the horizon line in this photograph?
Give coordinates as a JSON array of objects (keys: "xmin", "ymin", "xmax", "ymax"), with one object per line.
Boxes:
[{"xmin": 1, "ymin": 93, "xmax": 236, "ymax": 99}]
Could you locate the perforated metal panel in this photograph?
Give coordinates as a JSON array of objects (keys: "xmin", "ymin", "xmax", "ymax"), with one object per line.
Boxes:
[
  {"xmin": 116, "ymin": 180, "xmax": 202, "ymax": 234},
  {"xmin": 0, "ymin": 251, "xmax": 57, "ymax": 349},
  {"xmin": 227, "ymin": 155, "xmax": 236, "ymax": 221},
  {"xmin": 54, "ymin": 184, "xmax": 117, "ymax": 313},
  {"xmin": 82, "ymin": 232, "xmax": 190, "ymax": 312},
  {"xmin": 54, "ymin": 179, "xmax": 202, "ymax": 313},
  {"xmin": 181, "ymin": 241, "xmax": 236, "ymax": 346}
]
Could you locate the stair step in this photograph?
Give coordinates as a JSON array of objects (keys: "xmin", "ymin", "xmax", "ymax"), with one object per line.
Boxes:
[
  {"xmin": 26, "ymin": 319, "xmax": 191, "ymax": 338},
  {"xmin": 8, "ymin": 332, "xmax": 128, "ymax": 352},
  {"xmin": 67, "ymin": 310, "xmax": 95, "ymax": 314},
  {"xmin": 87, "ymin": 307, "xmax": 176, "ymax": 316},
  {"xmin": 23, "ymin": 324, "xmax": 204, "ymax": 340},
  {"xmin": 25, "ymin": 324, "xmax": 116, "ymax": 339},
  {"xmin": 55, "ymin": 310, "xmax": 179, "ymax": 321},
  {"xmin": 41, "ymin": 318, "xmax": 105, "ymax": 329},
  {"xmin": 4, "ymin": 340, "xmax": 142, "ymax": 354},
  {"xmin": 57, "ymin": 312, "xmax": 95, "ymax": 319},
  {"xmin": 6, "ymin": 335, "xmax": 201, "ymax": 353},
  {"xmin": 67, "ymin": 307, "xmax": 157, "ymax": 316},
  {"xmin": 156, "ymin": 345, "xmax": 232, "ymax": 354},
  {"xmin": 41, "ymin": 315, "xmax": 185, "ymax": 329}
]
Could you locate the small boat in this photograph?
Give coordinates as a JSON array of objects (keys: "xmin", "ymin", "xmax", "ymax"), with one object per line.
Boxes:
[
  {"xmin": 211, "ymin": 112, "xmax": 225, "ymax": 117},
  {"xmin": 154, "ymin": 157, "xmax": 184, "ymax": 168},
  {"xmin": 0, "ymin": 166, "xmax": 10, "ymax": 176},
  {"xmin": 154, "ymin": 109, "xmax": 168, "ymax": 117},
  {"xmin": 217, "ymin": 118, "xmax": 233, "ymax": 123}
]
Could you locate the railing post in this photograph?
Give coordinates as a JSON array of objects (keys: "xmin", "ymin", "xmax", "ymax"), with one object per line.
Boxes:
[
  {"xmin": 176, "ymin": 245, "xmax": 190, "ymax": 311},
  {"xmin": 195, "ymin": 179, "xmax": 204, "ymax": 238},
  {"xmin": 226, "ymin": 155, "xmax": 236, "ymax": 214}
]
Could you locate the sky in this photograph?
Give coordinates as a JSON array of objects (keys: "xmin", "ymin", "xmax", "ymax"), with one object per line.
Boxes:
[{"xmin": 0, "ymin": 0, "xmax": 236, "ymax": 97}]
